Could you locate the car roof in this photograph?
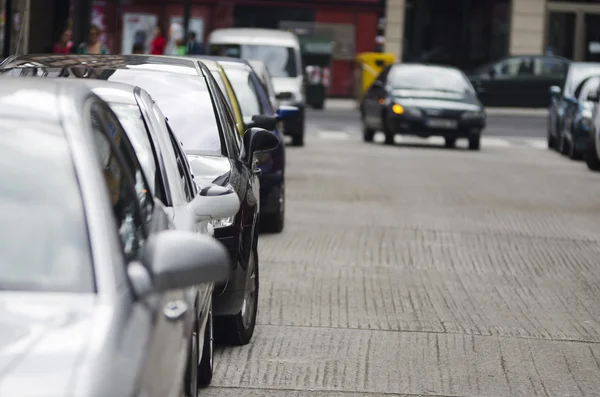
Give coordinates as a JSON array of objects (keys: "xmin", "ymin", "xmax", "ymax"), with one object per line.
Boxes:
[
  {"xmin": 570, "ymin": 62, "xmax": 600, "ymax": 69},
  {"xmin": 208, "ymin": 28, "xmax": 299, "ymax": 47},
  {"xmin": 76, "ymin": 79, "xmax": 137, "ymax": 105},
  {"xmin": 2, "ymin": 54, "xmax": 200, "ymax": 75},
  {"xmin": 0, "ymin": 76, "xmax": 90, "ymax": 122},
  {"xmin": 392, "ymin": 62, "xmax": 462, "ymax": 72}
]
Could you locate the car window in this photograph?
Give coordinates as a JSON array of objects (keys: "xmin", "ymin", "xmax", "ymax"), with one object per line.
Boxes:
[
  {"xmin": 108, "ymin": 102, "xmax": 161, "ymax": 200},
  {"xmin": 533, "ymin": 58, "xmax": 567, "ymax": 78},
  {"xmin": 82, "ymin": 70, "xmax": 224, "ymax": 157},
  {"xmin": 167, "ymin": 122, "xmax": 197, "ymax": 201},
  {"xmin": 224, "ymin": 67, "xmax": 263, "ymax": 121},
  {"xmin": 388, "ymin": 65, "xmax": 475, "ymax": 94},
  {"xmin": 90, "ymin": 102, "xmax": 153, "ymax": 263},
  {"xmin": 219, "ymin": 92, "xmax": 243, "ymax": 155},
  {"xmin": 492, "ymin": 57, "xmax": 530, "ymax": 78},
  {"xmin": 211, "ymin": 44, "xmax": 298, "ymax": 77},
  {"xmin": 577, "ymin": 77, "xmax": 600, "ymax": 102},
  {"xmin": 0, "ymin": 120, "xmax": 94, "ymax": 293}
]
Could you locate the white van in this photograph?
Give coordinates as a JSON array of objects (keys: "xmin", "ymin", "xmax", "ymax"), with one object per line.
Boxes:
[{"xmin": 208, "ymin": 28, "xmax": 306, "ymax": 146}]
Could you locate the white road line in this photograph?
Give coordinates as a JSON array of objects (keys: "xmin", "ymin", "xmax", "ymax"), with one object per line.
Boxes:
[
  {"xmin": 523, "ymin": 139, "xmax": 548, "ymax": 149},
  {"xmin": 318, "ymin": 130, "xmax": 350, "ymax": 140}
]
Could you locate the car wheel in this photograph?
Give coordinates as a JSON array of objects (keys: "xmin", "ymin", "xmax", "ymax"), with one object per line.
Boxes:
[
  {"xmin": 215, "ymin": 249, "xmax": 259, "ymax": 345},
  {"xmin": 585, "ymin": 140, "xmax": 600, "ymax": 171},
  {"xmin": 362, "ymin": 124, "xmax": 375, "ymax": 143},
  {"xmin": 198, "ymin": 307, "xmax": 214, "ymax": 387},
  {"xmin": 262, "ymin": 183, "xmax": 285, "ymax": 233},
  {"xmin": 313, "ymin": 101, "xmax": 325, "ymax": 110},
  {"xmin": 382, "ymin": 114, "xmax": 394, "ymax": 145},
  {"xmin": 559, "ymin": 134, "xmax": 570, "ymax": 155},
  {"xmin": 291, "ymin": 133, "xmax": 304, "ymax": 146},
  {"xmin": 184, "ymin": 319, "xmax": 199, "ymax": 397},
  {"xmin": 444, "ymin": 137, "xmax": 456, "ymax": 148},
  {"xmin": 547, "ymin": 130, "xmax": 556, "ymax": 149},
  {"xmin": 468, "ymin": 135, "xmax": 480, "ymax": 151},
  {"xmin": 568, "ymin": 139, "xmax": 583, "ymax": 160}
]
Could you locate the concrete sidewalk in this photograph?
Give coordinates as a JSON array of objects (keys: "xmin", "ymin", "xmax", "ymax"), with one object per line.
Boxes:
[{"xmin": 323, "ymin": 98, "xmax": 548, "ymax": 116}]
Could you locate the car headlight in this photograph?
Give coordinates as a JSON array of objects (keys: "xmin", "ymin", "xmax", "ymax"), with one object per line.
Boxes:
[
  {"xmin": 461, "ymin": 110, "xmax": 485, "ymax": 119},
  {"xmin": 210, "ymin": 216, "xmax": 235, "ymax": 229}
]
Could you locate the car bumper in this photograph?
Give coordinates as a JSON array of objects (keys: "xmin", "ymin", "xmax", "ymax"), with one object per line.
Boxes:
[
  {"xmin": 280, "ymin": 101, "xmax": 305, "ymax": 136},
  {"xmin": 386, "ymin": 114, "xmax": 485, "ymax": 137},
  {"xmin": 259, "ymin": 170, "xmax": 284, "ymax": 215}
]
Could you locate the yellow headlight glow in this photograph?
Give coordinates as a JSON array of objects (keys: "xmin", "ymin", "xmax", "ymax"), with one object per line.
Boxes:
[{"xmin": 392, "ymin": 104, "xmax": 404, "ymax": 114}]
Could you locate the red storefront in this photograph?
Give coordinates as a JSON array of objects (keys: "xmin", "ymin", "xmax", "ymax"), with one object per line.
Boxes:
[{"xmin": 93, "ymin": 0, "xmax": 382, "ymax": 97}]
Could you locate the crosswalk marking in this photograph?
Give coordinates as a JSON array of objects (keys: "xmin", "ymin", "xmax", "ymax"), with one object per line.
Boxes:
[{"xmin": 309, "ymin": 129, "xmax": 547, "ymax": 149}]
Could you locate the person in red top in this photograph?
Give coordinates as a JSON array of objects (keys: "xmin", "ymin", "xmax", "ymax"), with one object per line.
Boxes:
[
  {"xmin": 150, "ymin": 26, "xmax": 166, "ymax": 55},
  {"xmin": 53, "ymin": 28, "xmax": 73, "ymax": 54}
]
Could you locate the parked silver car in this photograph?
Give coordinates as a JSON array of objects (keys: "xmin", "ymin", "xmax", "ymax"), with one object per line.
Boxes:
[
  {"xmin": 0, "ymin": 77, "xmax": 230, "ymax": 397},
  {"xmin": 248, "ymin": 59, "xmax": 278, "ymax": 109},
  {"xmin": 74, "ymin": 78, "xmax": 240, "ymax": 389}
]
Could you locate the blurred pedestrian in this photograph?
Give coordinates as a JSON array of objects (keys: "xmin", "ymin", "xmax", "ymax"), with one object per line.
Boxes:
[
  {"xmin": 132, "ymin": 42, "xmax": 145, "ymax": 54},
  {"xmin": 175, "ymin": 39, "xmax": 187, "ymax": 56},
  {"xmin": 53, "ymin": 27, "xmax": 73, "ymax": 54},
  {"xmin": 165, "ymin": 22, "xmax": 183, "ymax": 55},
  {"xmin": 76, "ymin": 24, "xmax": 109, "ymax": 54},
  {"xmin": 186, "ymin": 32, "xmax": 204, "ymax": 55},
  {"xmin": 150, "ymin": 26, "xmax": 166, "ymax": 55}
]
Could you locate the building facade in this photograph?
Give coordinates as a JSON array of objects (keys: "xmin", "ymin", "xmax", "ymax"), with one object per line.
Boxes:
[{"xmin": 385, "ymin": 0, "xmax": 600, "ymax": 70}]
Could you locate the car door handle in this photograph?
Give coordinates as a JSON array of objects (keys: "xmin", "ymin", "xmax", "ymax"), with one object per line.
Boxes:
[{"xmin": 163, "ymin": 300, "xmax": 188, "ymax": 321}]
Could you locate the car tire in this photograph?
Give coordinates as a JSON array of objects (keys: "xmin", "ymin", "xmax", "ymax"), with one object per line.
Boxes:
[
  {"xmin": 568, "ymin": 139, "xmax": 583, "ymax": 160},
  {"xmin": 468, "ymin": 135, "xmax": 481, "ymax": 151},
  {"xmin": 547, "ymin": 130, "xmax": 556, "ymax": 150},
  {"xmin": 291, "ymin": 133, "xmax": 304, "ymax": 146},
  {"xmin": 197, "ymin": 308, "xmax": 214, "ymax": 387},
  {"xmin": 313, "ymin": 101, "xmax": 325, "ymax": 110},
  {"xmin": 215, "ymin": 249, "xmax": 259, "ymax": 346},
  {"xmin": 444, "ymin": 137, "xmax": 456, "ymax": 148},
  {"xmin": 585, "ymin": 141, "xmax": 600, "ymax": 171},
  {"xmin": 184, "ymin": 318, "xmax": 199, "ymax": 397},
  {"xmin": 262, "ymin": 183, "xmax": 285, "ymax": 233},
  {"xmin": 559, "ymin": 135, "xmax": 570, "ymax": 155},
  {"xmin": 363, "ymin": 125, "xmax": 375, "ymax": 143},
  {"xmin": 382, "ymin": 114, "xmax": 395, "ymax": 145}
]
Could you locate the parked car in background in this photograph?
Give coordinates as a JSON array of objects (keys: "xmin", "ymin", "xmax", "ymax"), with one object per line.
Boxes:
[
  {"xmin": 208, "ymin": 28, "xmax": 306, "ymax": 146},
  {"xmin": 0, "ymin": 77, "xmax": 230, "ymax": 397},
  {"xmin": 584, "ymin": 83, "xmax": 600, "ymax": 171},
  {"xmin": 361, "ymin": 63, "xmax": 486, "ymax": 150},
  {"xmin": 248, "ymin": 59, "xmax": 278, "ymax": 109},
  {"xmin": 560, "ymin": 75, "xmax": 600, "ymax": 160},
  {"xmin": 77, "ymin": 79, "xmax": 240, "ymax": 388},
  {"xmin": 214, "ymin": 56, "xmax": 299, "ymax": 232},
  {"xmin": 548, "ymin": 62, "xmax": 600, "ymax": 151},
  {"xmin": 467, "ymin": 55, "xmax": 569, "ymax": 107},
  {"xmin": 0, "ymin": 54, "xmax": 279, "ymax": 346}
]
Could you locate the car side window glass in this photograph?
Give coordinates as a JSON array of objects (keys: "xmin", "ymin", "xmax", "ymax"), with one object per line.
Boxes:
[
  {"xmin": 220, "ymin": 94, "xmax": 243, "ymax": 154},
  {"xmin": 492, "ymin": 57, "xmax": 528, "ymax": 78},
  {"xmin": 212, "ymin": 86, "xmax": 239, "ymax": 158},
  {"xmin": 166, "ymin": 121, "xmax": 195, "ymax": 202},
  {"xmin": 90, "ymin": 103, "xmax": 151, "ymax": 263},
  {"xmin": 533, "ymin": 58, "xmax": 567, "ymax": 78}
]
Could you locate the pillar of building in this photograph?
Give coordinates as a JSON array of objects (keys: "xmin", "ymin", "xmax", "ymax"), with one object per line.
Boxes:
[
  {"xmin": 509, "ymin": 0, "xmax": 547, "ymax": 55},
  {"xmin": 384, "ymin": 0, "xmax": 405, "ymax": 61}
]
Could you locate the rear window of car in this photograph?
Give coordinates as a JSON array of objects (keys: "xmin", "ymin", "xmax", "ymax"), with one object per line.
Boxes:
[{"xmin": 0, "ymin": 120, "xmax": 94, "ymax": 293}]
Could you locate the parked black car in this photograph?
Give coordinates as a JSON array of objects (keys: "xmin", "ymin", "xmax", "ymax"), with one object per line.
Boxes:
[
  {"xmin": 0, "ymin": 54, "xmax": 279, "ymax": 346},
  {"xmin": 467, "ymin": 55, "xmax": 570, "ymax": 107},
  {"xmin": 361, "ymin": 63, "xmax": 486, "ymax": 150}
]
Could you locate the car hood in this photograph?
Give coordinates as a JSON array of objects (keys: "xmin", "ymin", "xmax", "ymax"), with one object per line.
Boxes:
[
  {"xmin": 0, "ymin": 292, "xmax": 96, "ymax": 397},
  {"xmin": 391, "ymin": 89, "xmax": 481, "ymax": 111},
  {"xmin": 186, "ymin": 154, "xmax": 232, "ymax": 188},
  {"xmin": 272, "ymin": 76, "xmax": 303, "ymax": 95}
]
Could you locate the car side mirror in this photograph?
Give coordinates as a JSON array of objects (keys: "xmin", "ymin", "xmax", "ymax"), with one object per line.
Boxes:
[
  {"xmin": 243, "ymin": 127, "xmax": 280, "ymax": 164},
  {"xmin": 190, "ymin": 184, "xmax": 240, "ymax": 222},
  {"xmin": 550, "ymin": 85, "xmax": 561, "ymax": 96},
  {"xmin": 247, "ymin": 114, "xmax": 277, "ymax": 131},
  {"xmin": 136, "ymin": 230, "xmax": 229, "ymax": 295},
  {"xmin": 276, "ymin": 105, "xmax": 299, "ymax": 120}
]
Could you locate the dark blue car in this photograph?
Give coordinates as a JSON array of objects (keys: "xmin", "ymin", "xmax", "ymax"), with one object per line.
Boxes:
[
  {"xmin": 562, "ymin": 75, "xmax": 600, "ymax": 160},
  {"xmin": 199, "ymin": 55, "xmax": 298, "ymax": 233}
]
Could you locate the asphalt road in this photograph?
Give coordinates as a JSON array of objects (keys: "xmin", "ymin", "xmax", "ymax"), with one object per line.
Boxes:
[{"xmin": 204, "ymin": 107, "xmax": 600, "ymax": 397}]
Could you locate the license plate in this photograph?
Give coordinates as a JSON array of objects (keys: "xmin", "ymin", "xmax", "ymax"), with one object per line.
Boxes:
[{"xmin": 426, "ymin": 118, "xmax": 458, "ymax": 129}]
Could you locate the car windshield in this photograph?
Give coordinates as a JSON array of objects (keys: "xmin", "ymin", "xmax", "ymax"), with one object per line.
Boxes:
[
  {"xmin": 0, "ymin": 120, "xmax": 94, "ymax": 293},
  {"xmin": 388, "ymin": 65, "xmax": 475, "ymax": 94},
  {"xmin": 564, "ymin": 65, "xmax": 600, "ymax": 97},
  {"xmin": 108, "ymin": 103, "xmax": 157, "ymax": 194},
  {"xmin": 224, "ymin": 67, "xmax": 262, "ymax": 121},
  {"xmin": 211, "ymin": 44, "xmax": 298, "ymax": 77}
]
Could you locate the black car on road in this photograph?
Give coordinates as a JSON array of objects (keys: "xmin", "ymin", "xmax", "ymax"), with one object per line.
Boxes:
[{"xmin": 361, "ymin": 63, "xmax": 486, "ymax": 150}]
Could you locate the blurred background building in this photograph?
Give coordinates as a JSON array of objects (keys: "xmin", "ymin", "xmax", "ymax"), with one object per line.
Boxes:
[{"xmin": 2, "ymin": 0, "xmax": 600, "ymax": 95}]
